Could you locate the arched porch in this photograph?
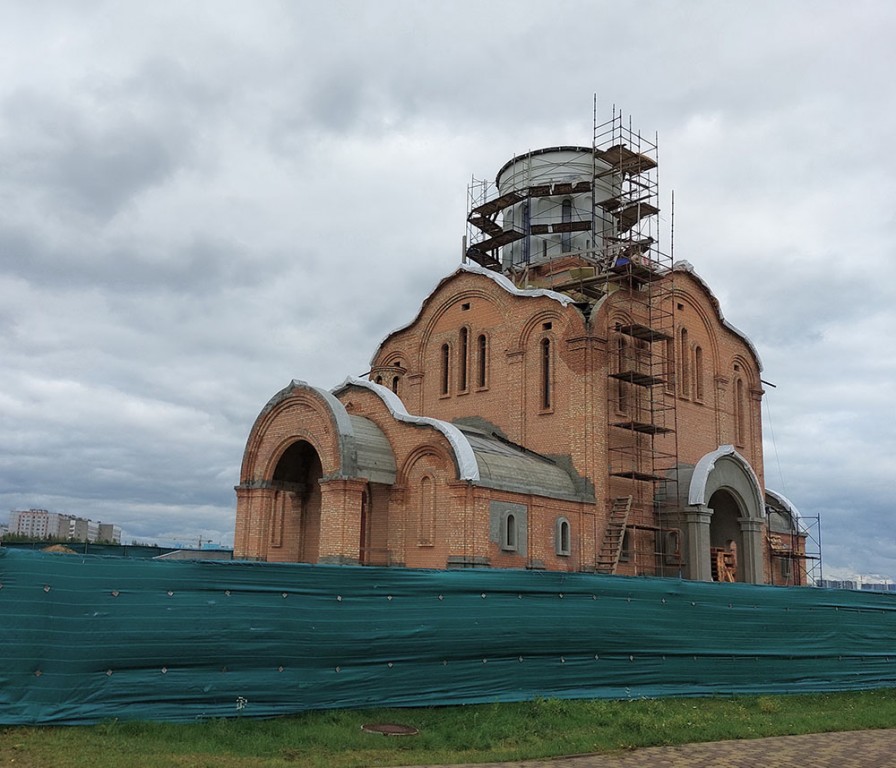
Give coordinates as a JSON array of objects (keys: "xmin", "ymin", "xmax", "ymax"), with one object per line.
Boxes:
[{"xmin": 681, "ymin": 445, "xmax": 765, "ymax": 583}]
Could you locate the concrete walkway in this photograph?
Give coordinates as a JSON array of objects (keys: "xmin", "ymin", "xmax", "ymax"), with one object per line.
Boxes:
[{"xmin": 403, "ymin": 729, "xmax": 896, "ymax": 768}]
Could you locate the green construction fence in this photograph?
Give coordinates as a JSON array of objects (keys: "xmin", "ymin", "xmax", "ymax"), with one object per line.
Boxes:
[{"xmin": 1, "ymin": 546, "xmax": 895, "ymax": 725}]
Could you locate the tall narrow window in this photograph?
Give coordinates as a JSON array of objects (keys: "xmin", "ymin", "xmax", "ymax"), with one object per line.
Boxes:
[
  {"xmin": 459, "ymin": 327, "xmax": 469, "ymax": 392},
  {"xmin": 440, "ymin": 343, "xmax": 450, "ymax": 396},
  {"xmin": 556, "ymin": 518, "xmax": 571, "ymax": 556},
  {"xmin": 477, "ymin": 334, "xmax": 488, "ymax": 388},
  {"xmin": 561, "ymin": 198, "xmax": 572, "ymax": 253},
  {"xmin": 735, "ymin": 377, "xmax": 745, "ymax": 445},
  {"xmin": 391, "ymin": 376, "xmax": 400, "ymax": 395},
  {"xmin": 616, "ymin": 336, "xmax": 628, "ymax": 413},
  {"xmin": 541, "ymin": 337, "xmax": 552, "ymax": 410},
  {"xmin": 664, "ymin": 337, "xmax": 675, "ymax": 394},
  {"xmin": 504, "ymin": 513, "xmax": 517, "ymax": 550},
  {"xmin": 694, "ymin": 346, "xmax": 704, "ymax": 401},
  {"xmin": 679, "ymin": 328, "xmax": 690, "ymax": 398},
  {"xmin": 419, "ymin": 476, "xmax": 434, "ymax": 546}
]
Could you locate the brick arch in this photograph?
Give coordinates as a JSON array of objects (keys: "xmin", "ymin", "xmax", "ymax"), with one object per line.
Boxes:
[
  {"xmin": 515, "ymin": 307, "xmax": 565, "ymax": 351},
  {"xmin": 731, "ymin": 353, "xmax": 760, "ymax": 389},
  {"xmin": 234, "ymin": 381, "xmax": 375, "ymax": 563},
  {"xmin": 418, "ymin": 286, "xmax": 508, "ymax": 362},
  {"xmin": 669, "ymin": 291, "xmax": 723, "ymax": 372},
  {"xmin": 400, "ymin": 446, "xmax": 453, "ymax": 556},
  {"xmin": 239, "ymin": 380, "xmax": 355, "ymax": 485},
  {"xmin": 670, "ymin": 268, "xmax": 762, "ymax": 373},
  {"xmin": 398, "ymin": 444, "xmax": 453, "ymax": 487}
]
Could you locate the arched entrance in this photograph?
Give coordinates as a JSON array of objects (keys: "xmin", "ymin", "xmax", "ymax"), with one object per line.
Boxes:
[
  {"xmin": 271, "ymin": 440, "xmax": 323, "ymax": 563},
  {"xmin": 683, "ymin": 446, "xmax": 765, "ymax": 583},
  {"xmin": 234, "ymin": 380, "xmax": 399, "ymax": 563}
]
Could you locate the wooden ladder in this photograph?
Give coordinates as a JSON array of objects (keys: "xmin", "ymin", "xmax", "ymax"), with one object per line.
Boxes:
[{"xmin": 596, "ymin": 496, "xmax": 633, "ymax": 574}]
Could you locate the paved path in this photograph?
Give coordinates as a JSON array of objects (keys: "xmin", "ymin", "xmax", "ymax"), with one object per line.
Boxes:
[{"xmin": 401, "ymin": 729, "xmax": 896, "ymax": 768}]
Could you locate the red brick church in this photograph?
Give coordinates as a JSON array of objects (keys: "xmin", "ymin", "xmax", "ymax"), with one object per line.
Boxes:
[{"xmin": 234, "ymin": 115, "xmax": 805, "ymax": 585}]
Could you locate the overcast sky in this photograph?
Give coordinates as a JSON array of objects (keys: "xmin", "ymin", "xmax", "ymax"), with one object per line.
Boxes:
[{"xmin": 1, "ymin": 1, "xmax": 893, "ymax": 582}]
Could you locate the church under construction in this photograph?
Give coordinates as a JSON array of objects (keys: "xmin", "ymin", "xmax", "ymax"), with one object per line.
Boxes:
[{"xmin": 234, "ymin": 110, "xmax": 809, "ymax": 585}]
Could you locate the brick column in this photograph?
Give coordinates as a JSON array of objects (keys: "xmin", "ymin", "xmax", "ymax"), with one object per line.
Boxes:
[
  {"xmin": 317, "ymin": 478, "xmax": 368, "ymax": 565},
  {"xmin": 234, "ymin": 486, "xmax": 276, "ymax": 560}
]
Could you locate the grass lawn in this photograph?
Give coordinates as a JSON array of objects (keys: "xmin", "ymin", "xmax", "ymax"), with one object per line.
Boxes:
[{"xmin": 3, "ymin": 689, "xmax": 896, "ymax": 768}]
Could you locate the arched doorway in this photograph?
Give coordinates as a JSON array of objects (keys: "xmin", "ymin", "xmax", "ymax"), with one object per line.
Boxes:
[
  {"xmin": 683, "ymin": 446, "xmax": 766, "ymax": 583},
  {"xmin": 708, "ymin": 489, "xmax": 743, "ymax": 582},
  {"xmin": 272, "ymin": 440, "xmax": 323, "ymax": 563}
]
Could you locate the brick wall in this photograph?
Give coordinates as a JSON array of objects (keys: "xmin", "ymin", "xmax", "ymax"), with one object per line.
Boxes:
[{"xmin": 235, "ymin": 265, "xmax": 770, "ymax": 581}]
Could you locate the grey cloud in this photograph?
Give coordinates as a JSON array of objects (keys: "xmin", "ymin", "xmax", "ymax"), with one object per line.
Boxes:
[
  {"xmin": 1, "ymin": 2, "xmax": 894, "ymax": 580},
  {"xmin": 1, "ymin": 89, "xmax": 188, "ymax": 221}
]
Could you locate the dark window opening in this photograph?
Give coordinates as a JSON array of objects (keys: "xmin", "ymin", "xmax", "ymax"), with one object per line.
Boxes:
[
  {"xmin": 557, "ymin": 518, "xmax": 571, "ymax": 556},
  {"xmin": 459, "ymin": 327, "xmax": 469, "ymax": 392},
  {"xmin": 695, "ymin": 346, "xmax": 704, "ymax": 401},
  {"xmin": 504, "ymin": 513, "xmax": 517, "ymax": 550},
  {"xmin": 541, "ymin": 338, "xmax": 552, "ymax": 410},
  {"xmin": 440, "ymin": 344, "xmax": 450, "ymax": 396},
  {"xmin": 735, "ymin": 377, "xmax": 745, "ymax": 445},
  {"xmin": 477, "ymin": 334, "xmax": 488, "ymax": 388}
]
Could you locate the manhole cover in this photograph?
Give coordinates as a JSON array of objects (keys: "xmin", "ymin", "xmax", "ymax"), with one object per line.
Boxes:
[{"xmin": 361, "ymin": 722, "xmax": 419, "ymax": 736}]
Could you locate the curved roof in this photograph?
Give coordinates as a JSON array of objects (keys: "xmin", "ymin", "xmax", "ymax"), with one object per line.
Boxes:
[
  {"xmin": 460, "ymin": 427, "xmax": 591, "ymax": 502},
  {"xmin": 766, "ymin": 488, "xmax": 804, "ymax": 533},
  {"xmin": 334, "ymin": 377, "xmax": 480, "ymax": 481},
  {"xmin": 348, "ymin": 415, "xmax": 397, "ymax": 485},
  {"xmin": 333, "ymin": 378, "xmax": 591, "ymax": 502},
  {"xmin": 251, "ymin": 380, "xmax": 396, "ymax": 484}
]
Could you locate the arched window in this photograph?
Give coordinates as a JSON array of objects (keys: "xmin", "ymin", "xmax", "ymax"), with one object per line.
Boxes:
[
  {"xmin": 540, "ymin": 337, "xmax": 552, "ymax": 410},
  {"xmin": 664, "ymin": 337, "xmax": 675, "ymax": 394},
  {"xmin": 375, "ymin": 375, "xmax": 383, "ymax": 385},
  {"xmin": 477, "ymin": 334, "xmax": 488, "ymax": 388},
  {"xmin": 504, "ymin": 513, "xmax": 517, "ymax": 550},
  {"xmin": 616, "ymin": 335, "xmax": 628, "ymax": 413},
  {"xmin": 419, "ymin": 476, "xmax": 434, "ymax": 546},
  {"xmin": 561, "ymin": 198, "xmax": 572, "ymax": 253},
  {"xmin": 679, "ymin": 328, "xmax": 690, "ymax": 398},
  {"xmin": 735, "ymin": 377, "xmax": 745, "ymax": 445},
  {"xmin": 458, "ymin": 327, "xmax": 469, "ymax": 392},
  {"xmin": 440, "ymin": 343, "xmax": 450, "ymax": 396},
  {"xmin": 556, "ymin": 518, "xmax": 571, "ymax": 556},
  {"xmin": 694, "ymin": 346, "xmax": 704, "ymax": 401},
  {"xmin": 391, "ymin": 376, "xmax": 399, "ymax": 395}
]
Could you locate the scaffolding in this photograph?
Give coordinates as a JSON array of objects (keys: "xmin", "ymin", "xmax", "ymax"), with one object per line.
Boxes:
[
  {"xmin": 464, "ymin": 105, "xmax": 680, "ymax": 577},
  {"xmin": 766, "ymin": 512, "xmax": 822, "ymax": 586},
  {"xmin": 592, "ymin": 107, "xmax": 679, "ymax": 577}
]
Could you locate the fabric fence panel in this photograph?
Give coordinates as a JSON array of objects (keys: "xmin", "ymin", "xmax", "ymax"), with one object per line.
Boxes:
[{"xmin": 1, "ymin": 547, "xmax": 895, "ymax": 725}]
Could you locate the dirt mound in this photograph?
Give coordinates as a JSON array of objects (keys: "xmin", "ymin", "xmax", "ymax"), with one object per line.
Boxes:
[{"xmin": 41, "ymin": 544, "xmax": 78, "ymax": 554}]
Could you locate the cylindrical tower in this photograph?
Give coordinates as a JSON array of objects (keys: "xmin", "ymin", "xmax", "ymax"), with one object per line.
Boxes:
[{"xmin": 494, "ymin": 146, "xmax": 618, "ymax": 270}]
